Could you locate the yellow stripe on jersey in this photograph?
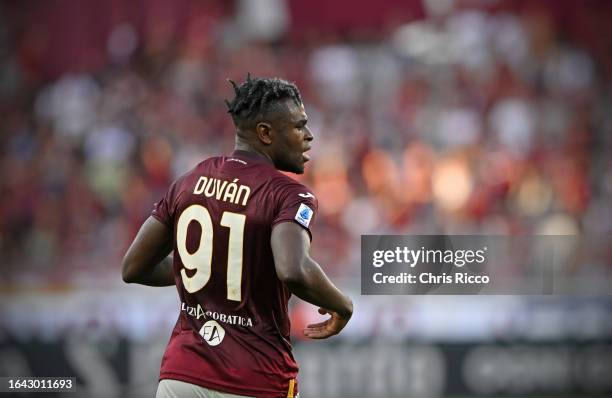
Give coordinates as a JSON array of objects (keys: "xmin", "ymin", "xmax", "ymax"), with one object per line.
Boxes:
[{"xmin": 287, "ymin": 379, "xmax": 295, "ymax": 398}]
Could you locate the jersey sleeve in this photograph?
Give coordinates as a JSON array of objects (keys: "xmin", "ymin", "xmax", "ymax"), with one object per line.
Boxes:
[
  {"xmin": 151, "ymin": 181, "xmax": 179, "ymax": 227},
  {"xmin": 272, "ymin": 182, "xmax": 318, "ymax": 239}
]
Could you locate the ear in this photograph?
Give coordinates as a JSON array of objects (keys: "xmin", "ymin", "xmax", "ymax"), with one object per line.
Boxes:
[{"xmin": 255, "ymin": 122, "xmax": 273, "ymax": 145}]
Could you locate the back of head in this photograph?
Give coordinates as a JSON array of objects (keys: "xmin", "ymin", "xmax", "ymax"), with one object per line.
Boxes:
[{"xmin": 225, "ymin": 74, "xmax": 303, "ymax": 131}]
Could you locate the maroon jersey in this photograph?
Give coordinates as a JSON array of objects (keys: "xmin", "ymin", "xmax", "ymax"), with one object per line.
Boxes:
[{"xmin": 151, "ymin": 150, "xmax": 317, "ymax": 398}]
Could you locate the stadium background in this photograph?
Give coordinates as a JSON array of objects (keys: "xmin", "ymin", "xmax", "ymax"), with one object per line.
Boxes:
[{"xmin": 1, "ymin": 0, "xmax": 611, "ymax": 397}]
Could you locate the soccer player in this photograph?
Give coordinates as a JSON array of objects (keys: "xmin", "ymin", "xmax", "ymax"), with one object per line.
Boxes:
[{"xmin": 122, "ymin": 75, "xmax": 353, "ymax": 398}]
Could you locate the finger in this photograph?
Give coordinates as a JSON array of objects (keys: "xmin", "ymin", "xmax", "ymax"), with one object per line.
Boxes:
[
  {"xmin": 304, "ymin": 328, "xmax": 337, "ymax": 339},
  {"xmin": 304, "ymin": 333, "xmax": 330, "ymax": 339},
  {"xmin": 303, "ymin": 321, "xmax": 341, "ymax": 338},
  {"xmin": 303, "ymin": 328, "xmax": 335, "ymax": 339},
  {"xmin": 303, "ymin": 326, "xmax": 328, "ymax": 336},
  {"xmin": 305, "ymin": 320, "xmax": 329, "ymax": 329},
  {"xmin": 303, "ymin": 321, "xmax": 332, "ymax": 332}
]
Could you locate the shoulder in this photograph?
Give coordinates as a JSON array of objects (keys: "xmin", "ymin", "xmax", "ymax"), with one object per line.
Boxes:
[
  {"xmin": 268, "ymin": 172, "xmax": 318, "ymax": 234},
  {"xmin": 268, "ymin": 172, "xmax": 318, "ymax": 228},
  {"xmin": 193, "ymin": 155, "xmax": 224, "ymax": 174},
  {"xmin": 268, "ymin": 172, "xmax": 316, "ymax": 202},
  {"xmin": 267, "ymin": 169, "xmax": 311, "ymax": 191},
  {"xmin": 168, "ymin": 156, "xmax": 222, "ymax": 193}
]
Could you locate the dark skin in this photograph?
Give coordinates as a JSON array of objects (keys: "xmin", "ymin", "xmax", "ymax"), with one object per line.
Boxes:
[
  {"xmin": 122, "ymin": 98, "xmax": 352, "ymax": 339},
  {"xmin": 122, "ymin": 217, "xmax": 174, "ymax": 286}
]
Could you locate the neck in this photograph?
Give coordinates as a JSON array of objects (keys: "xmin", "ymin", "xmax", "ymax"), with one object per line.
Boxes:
[{"xmin": 234, "ymin": 137, "xmax": 274, "ymax": 164}]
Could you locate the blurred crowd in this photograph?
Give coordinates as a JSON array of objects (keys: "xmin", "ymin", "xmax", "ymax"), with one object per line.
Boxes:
[{"xmin": 1, "ymin": 0, "xmax": 611, "ymax": 288}]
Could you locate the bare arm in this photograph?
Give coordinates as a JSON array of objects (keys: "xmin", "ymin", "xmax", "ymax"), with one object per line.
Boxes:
[
  {"xmin": 122, "ymin": 216, "xmax": 174, "ymax": 287},
  {"xmin": 271, "ymin": 222, "xmax": 353, "ymax": 339}
]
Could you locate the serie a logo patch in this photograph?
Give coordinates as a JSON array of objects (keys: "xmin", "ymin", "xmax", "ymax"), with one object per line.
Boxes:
[{"xmin": 295, "ymin": 203, "xmax": 313, "ymax": 228}]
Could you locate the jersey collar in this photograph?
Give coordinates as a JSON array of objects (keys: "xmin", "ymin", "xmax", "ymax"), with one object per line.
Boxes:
[{"xmin": 229, "ymin": 150, "xmax": 275, "ymax": 167}]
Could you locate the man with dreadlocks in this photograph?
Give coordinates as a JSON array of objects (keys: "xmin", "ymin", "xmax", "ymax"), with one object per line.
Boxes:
[{"xmin": 122, "ymin": 75, "xmax": 353, "ymax": 398}]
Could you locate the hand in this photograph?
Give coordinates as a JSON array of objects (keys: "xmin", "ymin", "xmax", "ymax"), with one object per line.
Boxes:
[{"xmin": 303, "ymin": 307, "xmax": 351, "ymax": 339}]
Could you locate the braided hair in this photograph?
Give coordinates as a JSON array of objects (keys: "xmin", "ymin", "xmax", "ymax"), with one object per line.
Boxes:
[{"xmin": 225, "ymin": 74, "xmax": 303, "ymax": 129}]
